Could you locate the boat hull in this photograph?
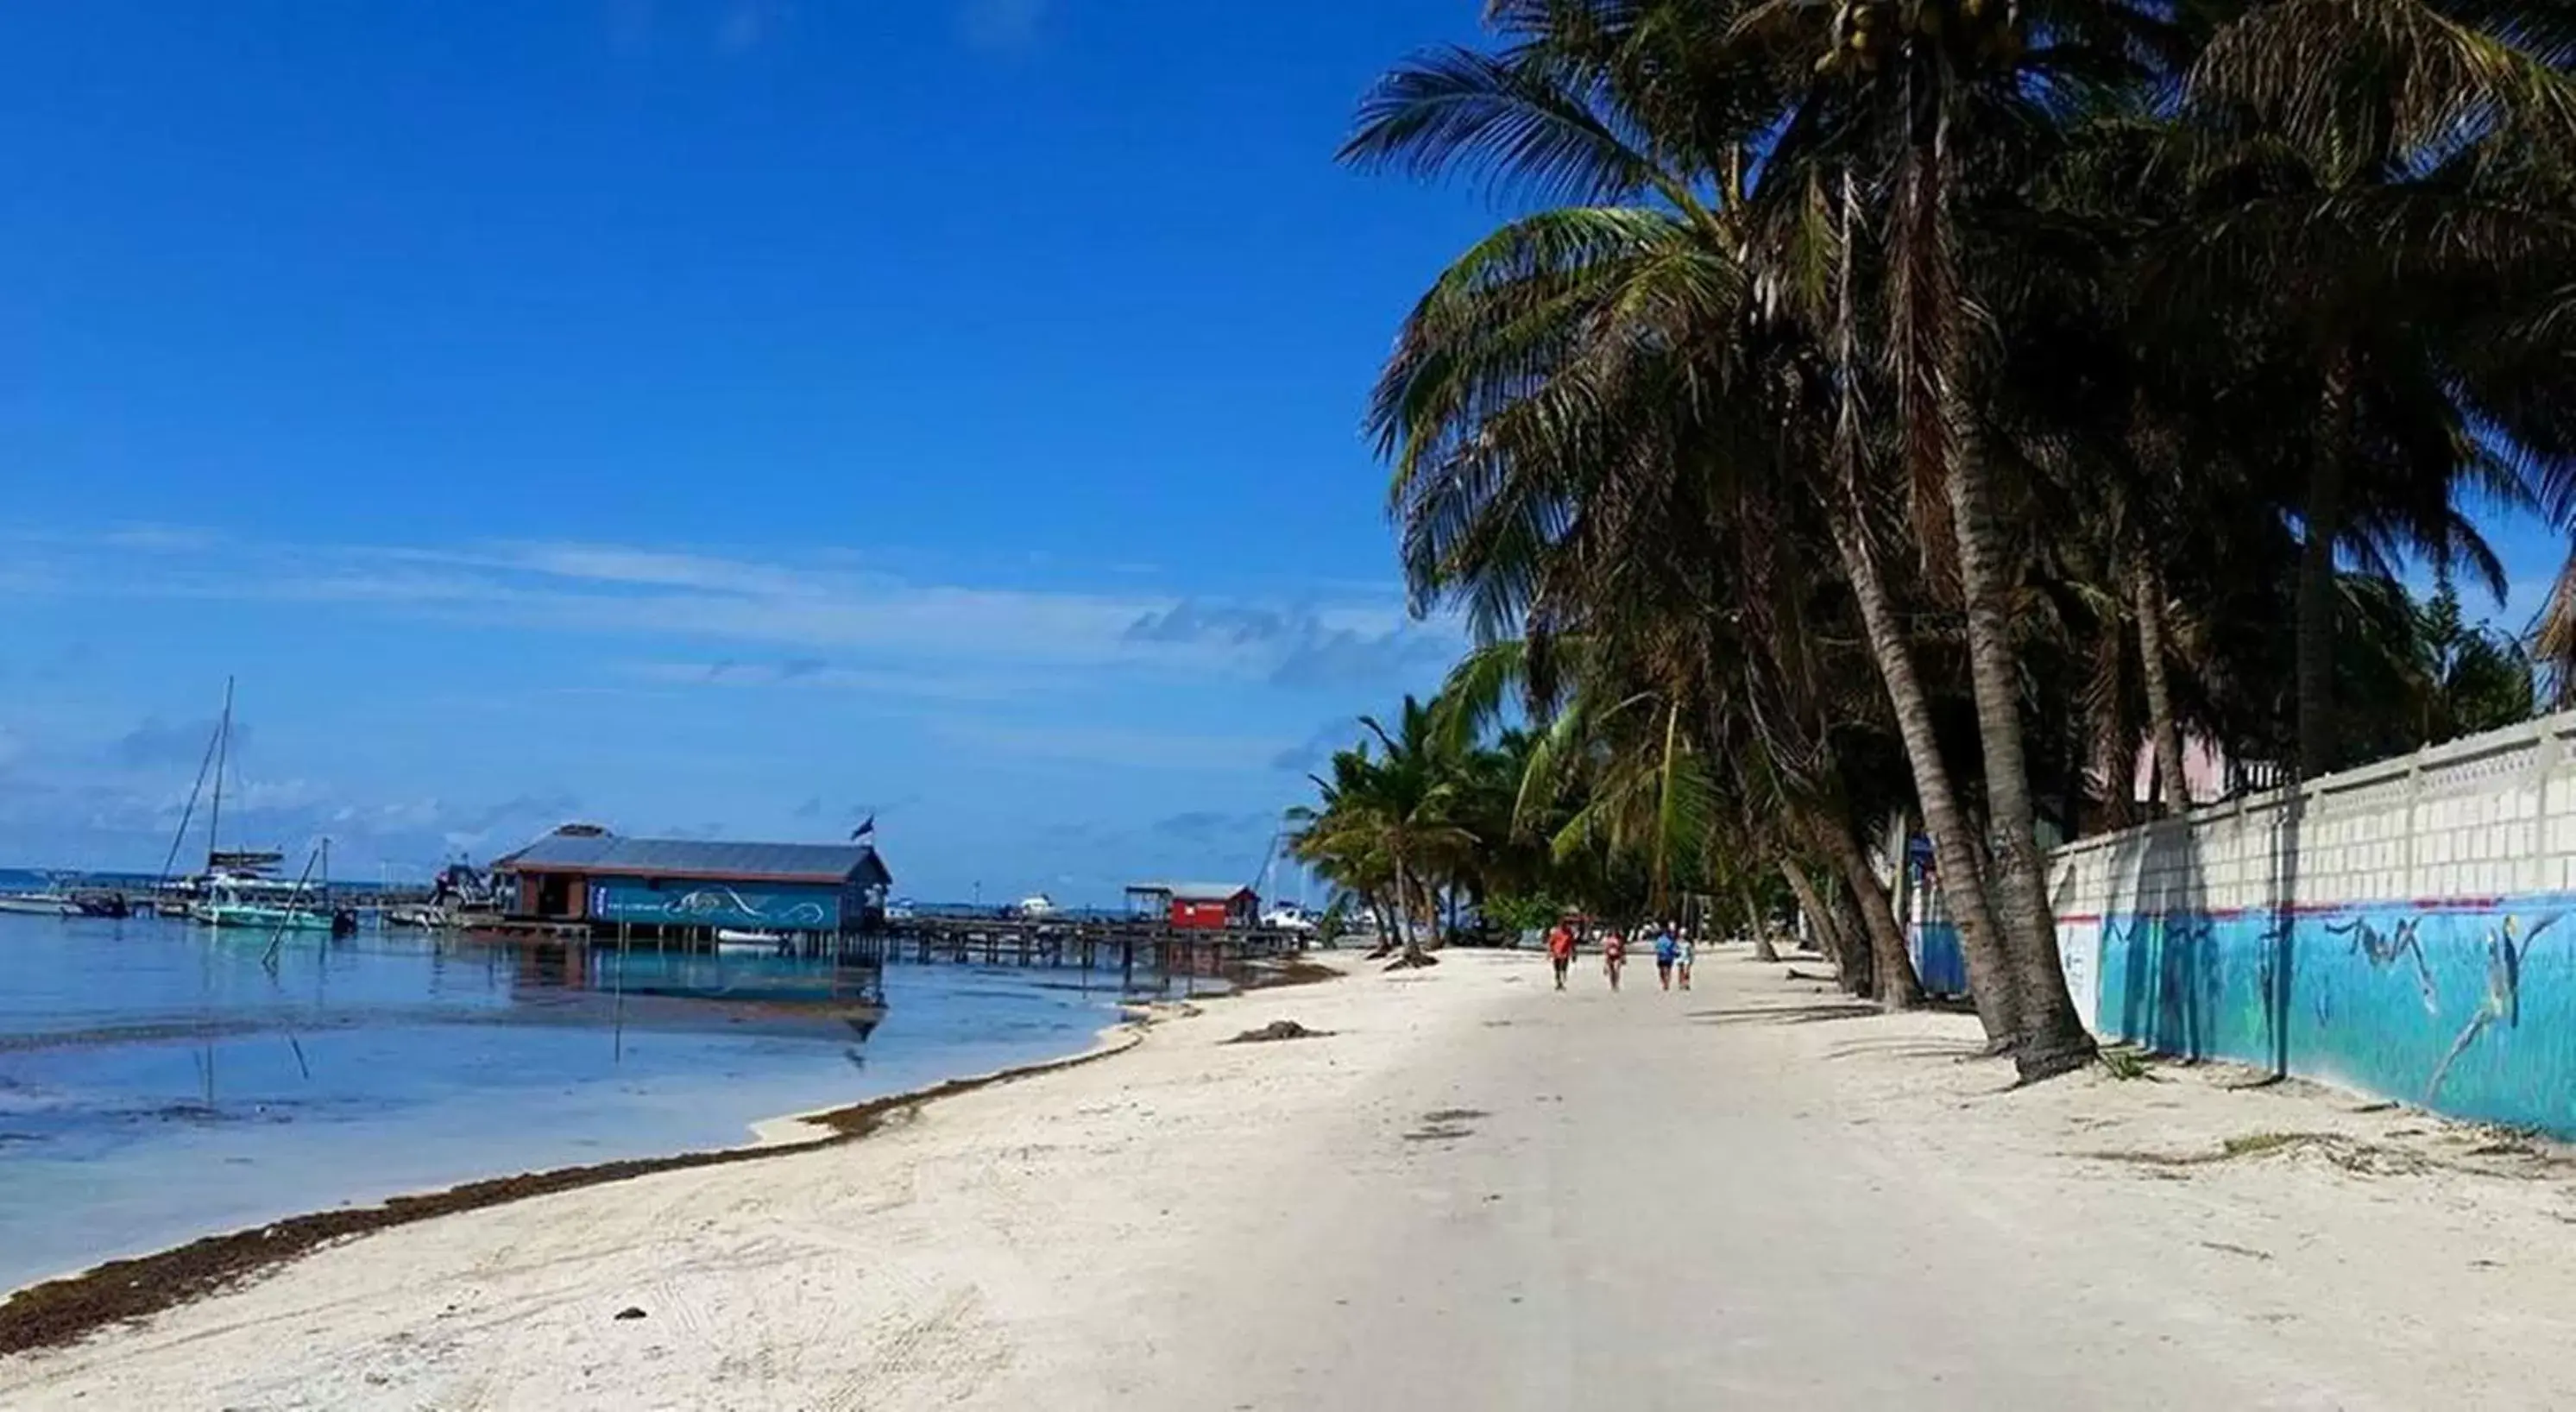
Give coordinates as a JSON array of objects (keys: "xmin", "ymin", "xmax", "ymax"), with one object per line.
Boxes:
[
  {"xmin": 196, "ymin": 905, "xmax": 336, "ymax": 931},
  {"xmin": 0, "ymin": 896, "xmax": 81, "ymax": 917}
]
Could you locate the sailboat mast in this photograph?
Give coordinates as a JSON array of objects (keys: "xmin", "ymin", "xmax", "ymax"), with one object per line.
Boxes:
[
  {"xmin": 206, "ymin": 677, "xmax": 234, "ymax": 869},
  {"xmin": 154, "ymin": 699, "xmax": 227, "ymax": 887}
]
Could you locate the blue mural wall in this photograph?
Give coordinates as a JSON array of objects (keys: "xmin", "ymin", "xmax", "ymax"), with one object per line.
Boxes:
[
  {"xmin": 1912, "ymin": 920, "xmax": 1970, "ymax": 998},
  {"xmin": 589, "ymin": 878, "xmax": 845, "ymax": 932},
  {"xmin": 2094, "ymin": 896, "xmax": 2576, "ymax": 1135}
]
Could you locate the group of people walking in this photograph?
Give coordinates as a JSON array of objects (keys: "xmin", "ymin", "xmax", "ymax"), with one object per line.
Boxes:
[{"xmin": 1544, "ymin": 923, "xmax": 1693, "ymax": 993}]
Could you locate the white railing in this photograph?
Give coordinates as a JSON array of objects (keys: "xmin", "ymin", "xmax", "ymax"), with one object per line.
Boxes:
[{"xmin": 2051, "ymin": 712, "xmax": 2576, "ymax": 920}]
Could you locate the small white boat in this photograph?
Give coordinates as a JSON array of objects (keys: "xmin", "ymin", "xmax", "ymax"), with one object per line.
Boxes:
[
  {"xmin": 195, "ymin": 899, "xmax": 337, "ymax": 931},
  {"xmin": 1013, "ymin": 893, "xmax": 1057, "ymax": 918},
  {"xmin": 0, "ymin": 893, "xmax": 82, "ymax": 917},
  {"xmin": 715, "ymin": 928, "xmax": 789, "ymax": 954}
]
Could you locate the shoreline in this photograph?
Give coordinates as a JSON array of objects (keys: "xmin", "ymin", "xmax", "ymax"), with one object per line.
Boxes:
[
  {"xmin": 0, "ymin": 955, "xmax": 1336, "ymax": 1358},
  {"xmin": 15, "ymin": 949, "xmax": 2576, "ymax": 1405},
  {"xmin": 0, "ymin": 1020, "xmax": 1149, "ymax": 1358}
]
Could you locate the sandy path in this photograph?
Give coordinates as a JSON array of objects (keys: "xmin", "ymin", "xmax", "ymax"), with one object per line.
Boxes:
[{"xmin": 9, "ymin": 948, "xmax": 2576, "ymax": 1409}]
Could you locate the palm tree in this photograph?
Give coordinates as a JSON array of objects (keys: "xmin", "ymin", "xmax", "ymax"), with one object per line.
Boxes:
[
  {"xmin": 1285, "ymin": 747, "xmax": 1400, "ymax": 940},
  {"xmin": 1748, "ymin": 0, "xmax": 2203, "ymax": 1079},
  {"xmin": 1343, "ymin": 0, "xmax": 2049, "ymax": 1053},
  {"xmin": 2170, "ymin": 0, "xmax": 2576, "ymax": 776},
  {"xmin": 1284, "ymin": 697, "xmax": 1478, "ymax": 961},
  {"xmin": 1338, "ymin": 0, "xmax": 2576, "ymax": 1081}
]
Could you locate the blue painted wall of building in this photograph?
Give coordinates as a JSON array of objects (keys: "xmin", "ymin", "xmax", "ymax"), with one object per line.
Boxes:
[
  {"xmin": 1911, "ymin": 888, "xmax": 2576, "ymax": 1136},
  {"xmin": 1911, "ymin": 920, "xmax": 1970, "ymax": 998},
  {"xmin": 2094, "ymin": 896, "xmax": 2576, "ymax": 1134},
  {"xmin": 589, "ymin": 878, "xmax": 845, "ymax": 931}
]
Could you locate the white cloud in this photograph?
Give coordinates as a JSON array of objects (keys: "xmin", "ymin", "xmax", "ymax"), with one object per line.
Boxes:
[
  {"xmin": 0, "ymin": 741, "xmax": 578, "ymax": 876},
  {"xmin": 621, "ymin": 658, "xmax": 1023, "ymax": 701},
  {"xmin": 1124, "ymin": 596, "xmax": 1459, "ymax": 686},
  {"xmin": 19, "ymin": 528, "xmax": 1458, "ymax": 688},
  {"xmin": 931, "ymin": 719, "xmax": 1287, "ymax": 772},
  {"xmin": 100, "ymin": 523, "xmax": 224, "ymax": 552}
]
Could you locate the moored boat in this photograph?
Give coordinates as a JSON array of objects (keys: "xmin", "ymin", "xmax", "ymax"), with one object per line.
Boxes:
[
  {"xmin": 72, "ymin": 892, "xmax": 131, "ymax": 918},
  {"xmin": 0, "ymin": 893, "xmax": 82, "ymax": 917},
  {"xmin": 161, "ymin": 680, "xmax": 355, "ymax": 938},
  {"xmin": 192, "ymin": 880, "xmax": 341, "ymax": 931}
]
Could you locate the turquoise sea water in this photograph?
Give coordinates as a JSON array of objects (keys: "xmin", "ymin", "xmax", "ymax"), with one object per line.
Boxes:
[{"xmin": 0, "ymin": 908, "xmax": 1141, "ymax": 1291}]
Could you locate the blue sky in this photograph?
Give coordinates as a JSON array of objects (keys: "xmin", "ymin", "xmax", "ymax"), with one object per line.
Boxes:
[
  {"xmin": 0, "ymin": 0, "xmax": 1510, "ymax": 902},
  {"xmin": 1, "ymin": 2, "xmax": 2563, "ymax": 903}
]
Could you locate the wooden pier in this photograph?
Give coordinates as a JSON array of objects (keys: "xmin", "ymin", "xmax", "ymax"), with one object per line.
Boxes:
[
  {"xmin": 85, "ymin": 890, "xmax": 1314, "ymax": 987},
  {"xmin": 873, "ymin": 915, "xmax": 1310, "ymax": 980},
  {"xmin": 450, "ymin": 913, "xmax": 1313, "ymax": 986}
]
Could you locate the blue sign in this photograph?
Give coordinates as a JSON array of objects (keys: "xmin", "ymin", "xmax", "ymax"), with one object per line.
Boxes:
[{"xmin": 589, "ymin": 878, "xmax": 843, "ymax": 931}]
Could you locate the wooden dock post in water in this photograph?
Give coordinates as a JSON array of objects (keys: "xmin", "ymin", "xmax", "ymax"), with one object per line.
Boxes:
[{"xmin": 613, "ymin": 920, "xmax": 631, "ymax": 1064}]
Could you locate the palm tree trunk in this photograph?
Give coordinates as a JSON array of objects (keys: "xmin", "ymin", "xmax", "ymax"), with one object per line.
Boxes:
[
  {"xmin": 1391, "ymin": 853, "xmax": 1425, "ymax": 963},
  {"xmin": 1811, "ymin": 815, "xmax": 1922, "ymax": 1011},
  {"xmin": 1915, "ymin": 123, "xmax": 2091, "ymax": 1080},
  {"xmin": 1827, "ymin": 163, "xmax": 2019, "ymax": 1046},
  {"xmin": 1408, "ymin": 872, "xmax": 1428, "ymax": 961},
  {"xmin": 1940, "ymin": 374, "xmax": 2094, "ymax": 1079},
  {"xmin": 1832, "ymin": 886, "xmax": 1880, "ymax": 999},
  {"xmin": 2132, "ymin": 552, "xmax": 2192, "ymax": 817},
  {"xmin": 2297, "ymin": 353, "xmax": 2355, "ymax": 781},
  {"xmin": 1777, "ymin": 862, "xmax": 1855, "ymax": 986},
  {"xmin": 1830, "ymin": 519, "xmax": 2023, "ymax": 1043},
  {"xmin": 1740, "ymin": 881, "xmax": 1782, "ymax": 963}
]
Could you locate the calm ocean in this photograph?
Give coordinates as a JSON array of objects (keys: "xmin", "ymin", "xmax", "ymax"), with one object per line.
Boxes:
[{"xmin": 0, "ymin": 896, "xmax": 1145, "ymax": 1292}]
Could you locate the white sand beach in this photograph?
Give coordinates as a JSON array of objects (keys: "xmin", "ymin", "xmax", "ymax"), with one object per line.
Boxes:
[{"xmin": 10, "ymin": 947, "xmax": 2576, "ymax": 1409}]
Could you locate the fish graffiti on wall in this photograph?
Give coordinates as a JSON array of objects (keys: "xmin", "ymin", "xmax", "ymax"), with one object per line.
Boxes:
[
  {"xmin": 2427, "ymin": 912, "xmax": 2560, "ymax": 1103},
  {"xmin": 2326, "ymin": 916, "xmax": 2439, "ymax": 1016},
  {"xmin": 668, "ymin": 889, "xmax": 832, "ymax": 925},
  {"xmin": 606, "ymin": 886, "xmax": 834, "ymax": 926}
]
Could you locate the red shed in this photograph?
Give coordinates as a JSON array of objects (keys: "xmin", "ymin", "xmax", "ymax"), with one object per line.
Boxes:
[{"xmin": 1124, "ymin": 881, "xmax": 1259, "ymax": 930}]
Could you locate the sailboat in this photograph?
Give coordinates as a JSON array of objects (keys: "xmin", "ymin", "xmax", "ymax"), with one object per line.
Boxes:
[
  {"xmin": 165, "ymin": 680, "xmax": 342, "ymax": 932},
  {"xmin": 197, "ymin": 876, "xmax": 337, "ymax": 932}
]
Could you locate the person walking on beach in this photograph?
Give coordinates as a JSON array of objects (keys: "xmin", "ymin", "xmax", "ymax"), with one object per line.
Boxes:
[
  {"xmin": 1653, "ymin": 926, "xmax": 1678, "ymax": 992},
  {"xmin": 1676, "ymin": 930, "xmax": 1696, "ymax": 991},
  {"xmin": 1602, "ymin": 930, "xmax": 1627, "ymax": 992},
  {"xmin": 1546, "ymin": 923, "xmax": 1576, "ymax": 990}
]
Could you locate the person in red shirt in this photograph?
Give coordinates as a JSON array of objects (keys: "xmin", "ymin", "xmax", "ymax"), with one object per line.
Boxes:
[{"xmin": 1546, "ymin": 923, "xmax": 1576, "ymax": 990}]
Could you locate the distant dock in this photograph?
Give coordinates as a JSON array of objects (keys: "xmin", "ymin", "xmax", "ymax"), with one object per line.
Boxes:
[
  {"xmin": 73, "ymin": 882, "xmax": 1317, "ymax": 987},
  {"xmin": 572, "ymin": 912, "xmax": 1313, "ymax": 975}
]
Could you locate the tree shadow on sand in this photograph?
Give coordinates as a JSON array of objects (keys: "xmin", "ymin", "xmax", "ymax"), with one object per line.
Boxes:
[
  {"xmin": 1822, "ymin": 1036, "xmax": 1989, "ymax": 1063},
  {"xmin": 1687, "ymin": 1001, "xmax": 1883, "ymax": 1026}
]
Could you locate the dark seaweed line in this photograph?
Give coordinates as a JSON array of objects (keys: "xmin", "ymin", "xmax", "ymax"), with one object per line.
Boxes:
[
  {"xmin": 0, "ymin": 1029, "xmax": 1144, "ymax": 1358},
  {"xmin": 0, "ymin": 955, "xmax": 1339, "ymax": 1359}
]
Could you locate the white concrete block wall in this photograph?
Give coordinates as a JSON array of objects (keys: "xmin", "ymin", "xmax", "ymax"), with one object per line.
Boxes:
[{"xmin": 2051, "ymin": 714, "xmax": 2576, "ymax": 918}]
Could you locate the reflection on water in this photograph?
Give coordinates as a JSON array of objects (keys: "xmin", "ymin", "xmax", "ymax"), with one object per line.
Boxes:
[
  {"xmin": 546, "ymin": 945, "xmax": 888, "ymax": 1039},
  {"xmin": 0, "ymin": 912, "xmax": 1124, "ymax": 1291}
]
